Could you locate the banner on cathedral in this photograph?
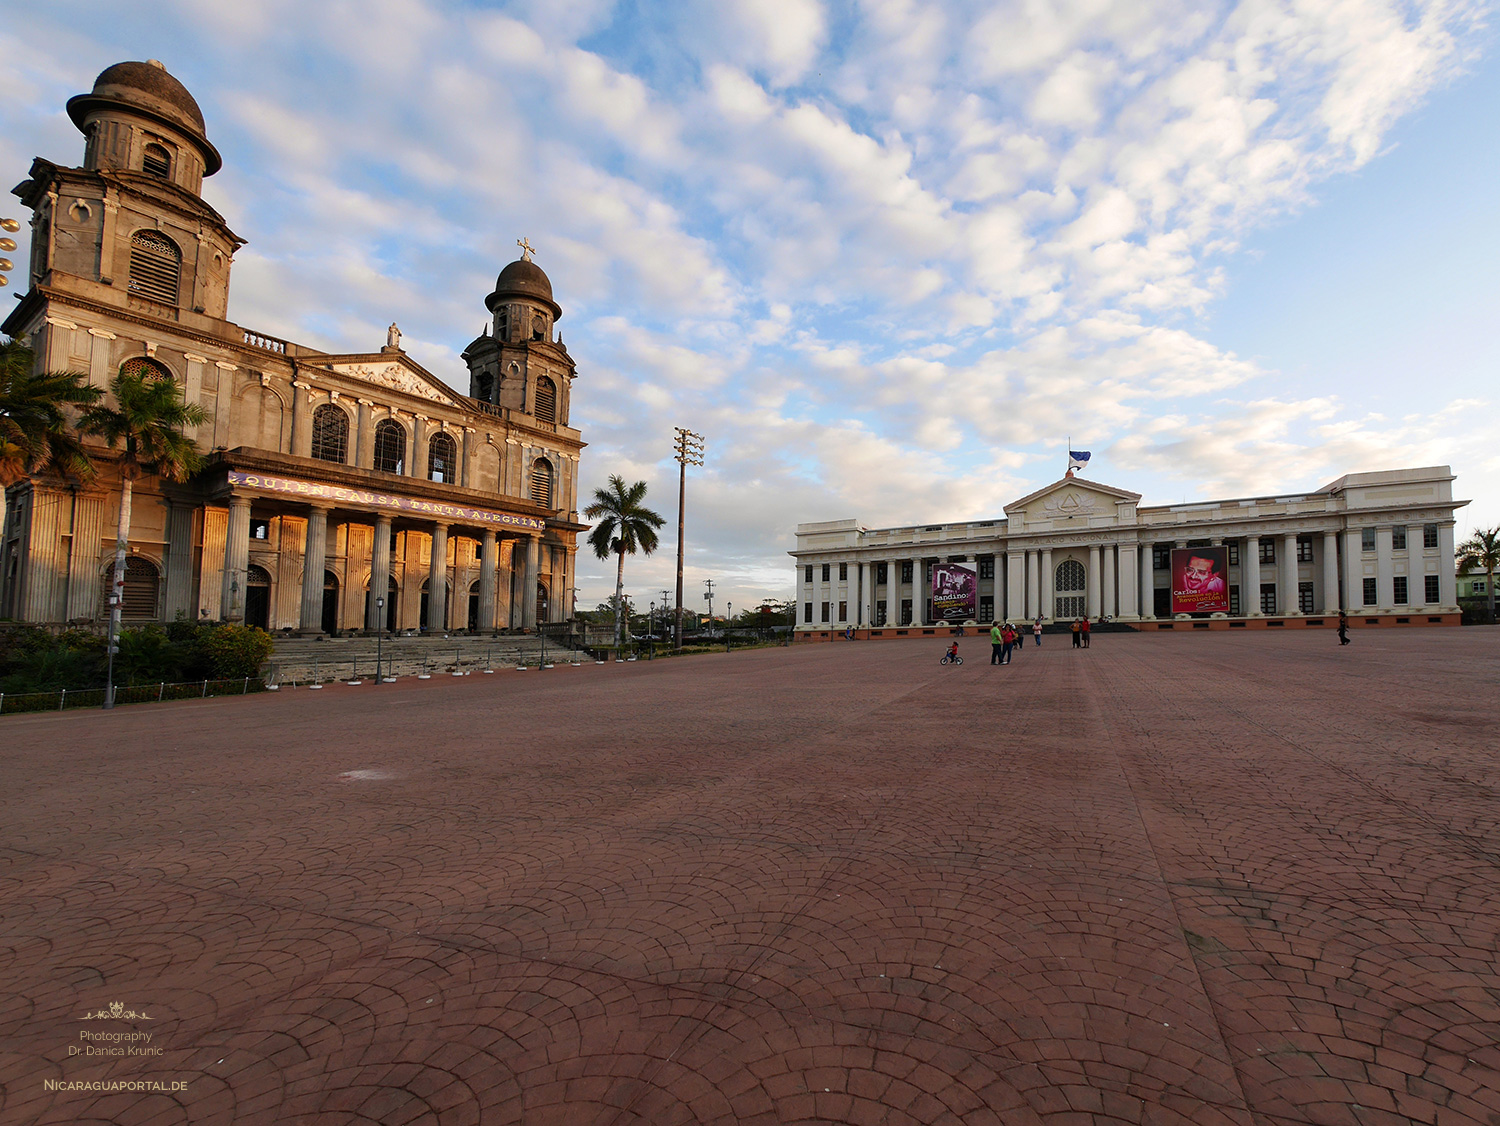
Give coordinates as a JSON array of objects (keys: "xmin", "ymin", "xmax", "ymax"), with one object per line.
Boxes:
[
  {"xmin": 226, "ymin": 470, "xmax": 546, "ymax": 530},
  {"xmin": 1170, "ymin": 546, "xmax": 1230, "ymax": 615},
  {"xmin": 930, "ymin": 561, "xmax": 978, "ymax": 623}
]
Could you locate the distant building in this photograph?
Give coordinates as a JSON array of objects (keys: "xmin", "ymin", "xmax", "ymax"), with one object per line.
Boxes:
[
  {"xmin": 792, "ymin": 467, "xmax": 1465, "ymax": 635},
  {"xmin": 3, "ymin": 60, "xmax": 586, "ymax": 633}
]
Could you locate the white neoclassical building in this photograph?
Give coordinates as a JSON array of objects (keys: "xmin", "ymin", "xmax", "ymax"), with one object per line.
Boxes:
[{"xmin": 792, "ymin": 466, "xmax": 1465, "ymax": 637}]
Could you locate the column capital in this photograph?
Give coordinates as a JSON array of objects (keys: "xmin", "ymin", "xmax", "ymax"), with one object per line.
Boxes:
[
  {"xmin": 183, "ymin": 352, "xmax": 208, "ymax": 364},
  {"xmin": 228, "ymin": 494, "xmax": 252, "ymax": 511},
  {"xmin": 308, "ymin": 503, "xmax": 332, "ymax": 516},
  {"xmin": 357, "ymin": 397, "xmax": 375, "ymax": 406},
  {"xmin": 291, "ymin": 380, "xmax": 312, "ymax": 390},
  {"xmin": 375, "ymin": 512, "xmax": 393, "ymax": 528}
]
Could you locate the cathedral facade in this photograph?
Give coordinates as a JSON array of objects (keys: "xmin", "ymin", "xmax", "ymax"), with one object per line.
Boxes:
[{"xmin": 2, "ymin": 60, "xmax": 585, "ymax": 634}]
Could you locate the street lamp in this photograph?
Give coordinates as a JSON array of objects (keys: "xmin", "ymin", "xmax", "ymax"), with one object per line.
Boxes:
[
  {"xmin": 375, "ymin": 596, "xmax": 385, "ymax": 683},
  {"xmin": 673, "ymin": 427, "xmax": 705, "ymax": 649},
  {"xmin": 726, "ymin": 601, "xmax": 732, "ymax": 652},
  {"xmin": 648, "ymin": 601, "xmax": 655, "ymax": 660}
]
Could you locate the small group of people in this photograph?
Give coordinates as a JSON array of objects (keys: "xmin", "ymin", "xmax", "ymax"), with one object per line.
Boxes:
[
  {"xmin": 989, "ymin": 617, "xmax": 1043, "ymax": 664},
  {"xmin": 1071, "ymin": 617, "xmax": 1092, "ymax": 648}
]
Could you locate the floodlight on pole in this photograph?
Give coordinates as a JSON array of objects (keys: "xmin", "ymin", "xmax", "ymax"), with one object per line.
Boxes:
[
  {"xmin": 0, "ymin": 217, "xmax": 18, "ymax": 288},
  {"xmin": 672, "ymin": 427, "xmax": 705, "ymax": 650}
]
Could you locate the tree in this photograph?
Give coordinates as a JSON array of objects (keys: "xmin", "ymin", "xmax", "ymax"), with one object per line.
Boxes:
[
  {"xmin": 1457, "ymin": 526, "xmax": 1500, "ymax": 622},
  {"xmin": 0, "ymin": 337, "xmax": 101, "ymax": 486},
  {"xmin": 78, "ymin": 367, "xmax": 207, "ymax": 706},
  {"xmin": 583, "ymin": 476, "xmax": 665, "ymax": 647}
]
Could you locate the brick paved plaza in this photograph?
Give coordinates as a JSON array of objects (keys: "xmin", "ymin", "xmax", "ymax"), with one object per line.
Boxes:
[{"xmin": 3, "ymin": 629, "xmax": 1498, "ymax": 1126}]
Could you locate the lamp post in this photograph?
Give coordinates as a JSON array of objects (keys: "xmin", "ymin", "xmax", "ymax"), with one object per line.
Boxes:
[
  {"xmin": 648, "ymin": 601, "xmax": 655, "ymax": 660},
  {"xmin": 673, "ymin": 428, "xmax": 705, "ymax": 650},
  {"xmin": 703, "ymin": 578, "xmax": 714, "ymax": 641},
  {"xmin": 375, "ymin": 596, "xmax": 385, "ymax": 683},
  {"xmin": 726, "ymin": 601, "xmax": 732, "ymax": 652}
]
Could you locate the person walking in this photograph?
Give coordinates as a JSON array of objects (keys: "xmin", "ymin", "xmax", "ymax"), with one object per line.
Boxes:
[
  {"xmin": 1033, "ymin": 617, "xmax": 1043, "ymax": 646},
  {"xmin": 1071, "ymin": 619, "xmax": 1082, "ymax": 648},
  {"xmin": 990, "ymin": 620, "xmax": 1004, "ymax": 665},
  {"xmin": 1081, "ymin": 616, "xmax": 1091, "ymax": 648},
  {"xmin": 1001, "ymin": 623, "xmax": 1015, "ymax": 664},
  {"xmin": 1337, "ymin": 609, "xmax": 1351, "ymax": 645}
]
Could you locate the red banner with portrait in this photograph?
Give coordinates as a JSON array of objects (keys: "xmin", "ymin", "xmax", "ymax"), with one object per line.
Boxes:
[{"xmin": 1171, "ymin": 546, "xmax": 1230, "ymax": 615}]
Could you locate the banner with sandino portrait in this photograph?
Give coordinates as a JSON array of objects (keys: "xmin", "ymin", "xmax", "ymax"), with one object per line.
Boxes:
[
  {"xmin": 930, "ymin": 561, "xmax": 978, "ymax": 623},
  {"xmin": 1171, "ymin": 546, "xmax": 1230, "ymax": 615}
]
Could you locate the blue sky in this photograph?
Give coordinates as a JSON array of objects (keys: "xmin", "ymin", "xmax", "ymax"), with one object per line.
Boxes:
[{"xmin": 3, "ymin": 0, "xmax": 1496, "ymax": 614}]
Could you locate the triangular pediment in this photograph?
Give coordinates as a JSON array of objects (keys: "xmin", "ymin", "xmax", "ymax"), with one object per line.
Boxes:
[
  {"xmin": 319, "ymin": 353, "xmax": 463, "ymax": 407},
  {"xmin": 1005, "ymin": 477, "xmax": 1141, "ymax": 518}
]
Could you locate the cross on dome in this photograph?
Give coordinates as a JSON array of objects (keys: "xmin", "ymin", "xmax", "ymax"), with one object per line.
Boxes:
[{"xmin": 517, "ymin": 237, "xmax": 535, "ymax": 262}]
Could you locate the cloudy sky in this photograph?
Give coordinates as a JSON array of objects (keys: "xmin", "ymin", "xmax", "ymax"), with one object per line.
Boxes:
[{"xmin": 4, "ymin": 0, "xmax": 1497, "ymax": 614}]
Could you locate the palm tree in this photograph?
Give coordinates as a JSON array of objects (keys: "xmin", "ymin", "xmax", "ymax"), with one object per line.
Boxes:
[
  {"xmin": 0, "ymin": 337, "xmax": 101, "ymax": 485},
  {"xmin": 78, "ymin": 367, "xmax": 207, "ymax": 706},
  {"xmin": 584, "ymin": 475, "xmax": 665, "ymax": 648},
  {"xmin": 1457, "ymin": 526, "xmax": 1500, "ymax": 623}
]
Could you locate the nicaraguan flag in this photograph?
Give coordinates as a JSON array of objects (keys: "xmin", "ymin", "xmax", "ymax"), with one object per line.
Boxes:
[{"xmin": 1068, "ymin": 450, "xmax": 1092, "ymax": 472}]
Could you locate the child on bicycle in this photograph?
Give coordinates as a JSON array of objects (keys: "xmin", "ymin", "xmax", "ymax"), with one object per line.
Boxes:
[{"xmin": 946, "ymin": 639, "xmax": 960, "ymax": 663}]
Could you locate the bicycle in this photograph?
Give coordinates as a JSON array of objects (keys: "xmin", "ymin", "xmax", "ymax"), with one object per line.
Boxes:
[{"xmin": 940, "ymin": 653, "xmax": 963, "ymax": 665}]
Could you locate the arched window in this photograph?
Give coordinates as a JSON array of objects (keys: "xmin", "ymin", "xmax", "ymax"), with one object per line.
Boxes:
[
  {"xmin": 244, "ymin": 564, "xmax": 272, "ymax": 630},
  {"xmin": 142, "ymin": 143, "xmax": 172, "ymax": 178},
  {"xmin": 310, "ymin": 403, "xmax": 349, "ymax": 464},
  {"xmin": 537, "ymin": 581, "xmax": 549, "ymax": 624},
  {"xmin": 119, "ymin": 357, "xmax": 173, "ymax": 382},
  {"xmin": 102, "ymin": 556, "xmax": 160, "ymax": 620},
  {"xmin": 1055, "ymin": 559, "xmax": 1086, "ymax": 620},
  {"xmin": 373, "ymin": 418, "xmax": 406, "ymax": 474},
  {"xmin": 534, "ymin": 376, "xmax": 557, "ymax": 425},
  {"xmin": 529, "ymin": 458, "xmax": 554, "ymax": 509},
  {"xmin": 427, "ymin": 431, "xmax": 457, "ymax": 483},
  {"xmin": 128, "ymin": 230, "xmax": 181, "ymax": 306}
]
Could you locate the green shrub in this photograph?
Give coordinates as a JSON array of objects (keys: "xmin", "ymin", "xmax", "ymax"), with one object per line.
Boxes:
[
  {"xmin": 196, "ymin": 624, "xmax": 274, "ymax": 678},
  {"xmin": 114, "ymin": 625, "xmax": 182, "ymax": 685}
]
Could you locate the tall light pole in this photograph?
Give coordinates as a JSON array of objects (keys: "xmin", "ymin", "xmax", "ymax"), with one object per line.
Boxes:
[
  {"xmin": 673, "ymin": 427, "xmax": 705, "ymax": 650},
  {"xmin": 703, "ymin": 578, "xmax": 715, "ymax": 639}
]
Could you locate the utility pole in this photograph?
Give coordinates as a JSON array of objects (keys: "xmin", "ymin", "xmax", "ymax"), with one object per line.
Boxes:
[
  {"xmin": 673, "ymin": 427, "xmax": 705, "ymax": 649},
  {"xmin": 703, "ymin": 578, "xmax": 715, "ymax": 638}
]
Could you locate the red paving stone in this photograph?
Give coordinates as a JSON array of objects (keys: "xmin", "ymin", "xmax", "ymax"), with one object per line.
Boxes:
[{"xmin": 1, "ymin": 628, "xmax": 1498, "ymax": 1125}]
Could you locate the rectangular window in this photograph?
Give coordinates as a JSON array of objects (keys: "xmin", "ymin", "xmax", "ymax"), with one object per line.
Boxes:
[
  {"xmin": 1425, "ymin": 575, "xmax": 1440, "ymax": 603},
  {"xmin": 1298, "ymin": 581, "xmax": 1315, "ymax": 613},
  {"xmin": 876, "ymin": 562, "xmax": 887, "ymax": 584},
  {"xmin": 1361, "ymin": 528, "xmax": 1376, "ymax": 552},
  {"xmin": 1392, "ymin": 526, "xmax": 1407, "ymax": 550},
  {"xmin": 1474, "ymin": 581, "xmax": 1487, "ymax": 594},
  {"xmin": 978, "ymin": 555, "xmax": 994, "ymax": 580},
  {"xmin": 838, "ymin": 600, "xmax": 847, "ymax": 621},
  {"xmin": 900, "ymin": 598, "xmax": 912, "ymax": 625},
  {"xmin": 250, "ymin": 519, "xmax": 270, "ymax": 541},
  {"xmin": 804, "ymin": 565, "xmax": 813, "ymax": 583},
  {"xmin": 1152, "ymin": 546, "xmax": 1171, "ymax": 570},
  {"xmin": 1424, "ymin": 524, "xmax": 1439, "ymax": 549},
  {"xmin": 875, "ymin": 599, "xmax": 886, "ymax": 625},
  {"xmin": 1227, "ymin": 542, "xmax": 1239, "ymax": 566},
  {"xmin": 1297, "ymin": 536, "xmax": 1314, "ymax": 563},
  {"xmin": 1362, "ymin": 577, "xmax": 1377, "ymax": 605},
  {"xmin": 979, "ymin": 595, "xmax": 993, "ymax": 622},
  {"xmin": 1393, "ymin": 576, "xmax": 1408, "ymax": 604},
  {"xmin": 901, "ymin": 561, "xmax": 913, "ymax": 582},
  {"xmin": 820, "ymin": 601, "xmax": 830, "ymax": 623},
  {"xmin": 821, "ymin": 563, "xmax": 830, "ymax": 582},
  {"xmin": 1259, "ymin": 540, "xmax": 1276, "ymax": 564},
  {"xmin": 1228, "ymin": 585, "xmax": 1241, "ymax": 616},
  {"xmin": 1260, "ymin": 584, "xmax": 1278, "ymax": 615},
  {"xmin": 838, "ymin": 562, "xmax": 848, "ymax": 581},
  {"xmin": 803, "ymin": 602, "xmax": 812, "ymax": 624}
]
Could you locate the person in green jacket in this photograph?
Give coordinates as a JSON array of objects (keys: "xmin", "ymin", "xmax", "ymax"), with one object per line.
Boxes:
[{"xmin": 990, "ymin": 621, "xmax": 1003, "ymax": 665}]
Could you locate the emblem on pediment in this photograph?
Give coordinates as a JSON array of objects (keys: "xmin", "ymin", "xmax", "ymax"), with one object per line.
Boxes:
[
  {"xmin": 1041, "ymin": 490, "xmax": 1097, "ymax": 515},
  {"xmin": 334, "ymin": 363, "xmax": 457, "ymax": 406}
]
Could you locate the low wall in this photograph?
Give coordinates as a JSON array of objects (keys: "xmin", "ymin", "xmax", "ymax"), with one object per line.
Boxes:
[{"xmin": 794, "ymin": 613, "xmax": 1461, "ymax": 641}]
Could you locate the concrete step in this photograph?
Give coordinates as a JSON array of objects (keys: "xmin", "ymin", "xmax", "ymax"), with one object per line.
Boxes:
[{"xmin": 263, "ymin": 636, "xmax": 585, "ymax": 684}]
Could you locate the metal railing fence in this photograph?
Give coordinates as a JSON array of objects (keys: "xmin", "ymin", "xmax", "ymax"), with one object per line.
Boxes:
[{"xmin": 0, "ymin": 677, "xmax": 267, "ymax": 715}]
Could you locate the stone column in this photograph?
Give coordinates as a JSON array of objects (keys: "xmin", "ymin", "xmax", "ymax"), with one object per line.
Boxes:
[
  {"xmin": 1025, "ymin": 550, "xmax": 1039, "ymax": 620},
  {"xmin": 1040, "ymin": 548, "xmax": 1054, "ymax": 621},
  {"xmin": 299, "ymin": 505, "xmax": 330, "ymax": 632},
  {"xmin": 1243, "ymin": 537, "xmax": 1260, "ymax": 616},
  {"xmin": 858, "ymin": 562, "xmax": 869, "ymax": 626},
  {"xmin": 290, "ymin": 381, "xmax": 313, "ymax": 458},
  {"xmin": 461, "ymin": 427, "xmax": 476, "ymax": 488},
  {"xmin": 1086, "ymin": 544, "xmax": 1101, "ymax": 620},
  {"xmin": 1322, "ymin": 531, "xmax": 1340, "ymax": 613},
  {"xmin": 1139, "ymin": 543, "xmax": 1155, "ymax": 619},
  {"xmin": 220, "ymin": 496, "xmax": 251, "ymax": 623},
  {"xmin": 68, "ymin": 493, "xmax": 109, "ymax": 622},
  {"xmin": 182, "ymin": 354, "xmax": 206, "ymax": 442},
  {"xmin": 1375, "ymin": 525, "xmax": 1394, "ymax": 611},
  {"xmin": 1102, "ymin": 544, "xmax": 1116, "ymax": 618},
  {"xmin": 1438, "ymin": 524, "xmax": 1458, "ymax": 609},
  {"xmin": 1119, "ymin": 543, "xmax": 1139, "ymax": 619},
  {"xmin": 1282, "ymin": 533, "xmax": 1300, "ymax": 615},
  {"xmin": 367, "ymin": 514, "xmax": 392, "ymax": 631},
  {"xmin": 1344, "ymin": 529, "xmax": 1362, "ymax": 611},
  {"xmin": 355, "ymin": 399, "xmax": 374, "ymax": 467},
  {"xmin": 497, "ymin": 539, "xmax": 515, "ymax": 629},
  {"xmin": 478, "ymin": 529, "xmax": 497, "ymax": 631},
  {"xmin": 1006, "ymin": 551, "xmax": 1024, "ymax": 624},
  {"xmin": 521, "ymin": 536, "xmax": 540, "ymax": 629},
  {"xmin": 426, "ymin": 522, "xmax": 449, "ymax": 631},
  {"xmin": 409, "ymin": 416, "xmax": 428, "ymax": 478}
]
